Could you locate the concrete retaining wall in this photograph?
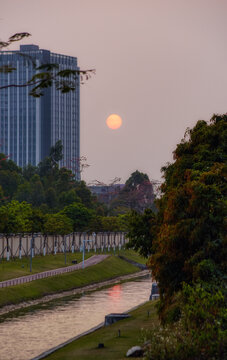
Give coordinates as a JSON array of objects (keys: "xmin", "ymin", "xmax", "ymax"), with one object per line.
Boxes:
[{"xmin": 0, "ymin": 232, "xmax": 127, "ymax": 259}]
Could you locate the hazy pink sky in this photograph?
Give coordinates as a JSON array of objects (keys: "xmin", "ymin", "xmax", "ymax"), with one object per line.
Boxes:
[{"xmin": 1, "ymin": 0, "xmax": 227, "ymax": 184}]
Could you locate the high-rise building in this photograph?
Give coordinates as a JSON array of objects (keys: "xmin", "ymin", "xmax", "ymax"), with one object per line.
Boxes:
[{"xmin": 0, "ymin": 45, "xmax": 80, "ymax": 179}]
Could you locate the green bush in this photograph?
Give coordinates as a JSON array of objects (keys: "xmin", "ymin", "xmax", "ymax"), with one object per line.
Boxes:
[{"xmin": 144, "ymin": 282, "xmax": 226, "ymax": 360}]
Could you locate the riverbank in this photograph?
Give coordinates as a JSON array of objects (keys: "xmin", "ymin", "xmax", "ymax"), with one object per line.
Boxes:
[
  {"xmin": 42, "ymin": 301, "xmax": 159, "ymax": 360},
  {"xmin": 0, "ymin": 252, "xmax": 92, "ymax": 282},
  {"xmin": 0, "ymin": 255, "xmax": 109, "ymax": 288},
  {"xmin": 0, "ymin": 255, "xmax": 144, "ymax": 310},
  {"xmin": 0, "ymin": 249, "xmax": 147, "ymax": 282},
  {"xmin": 0, "ymin": 269, "xmax": 150, "ymax": 317}
]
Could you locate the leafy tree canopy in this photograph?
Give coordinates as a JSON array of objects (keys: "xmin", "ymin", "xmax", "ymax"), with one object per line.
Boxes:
[
  {"xmin": 125, "ymin": 170, "xmax": 149, "ymax": 190},
  {"xmin": 126, "ymin": 209, "xmax": 157, "ymax": 257},
  {"xmin": 0, "ymin": 200, "xmax": 32, "ymax": 235},
  {"xmin": 61, "ymin": 203, "xmax": 94, "ymax": 232},
  {"xmin": 0, "ymin": 141, "xmax": 104, "ymax": 214},
  {"xmin": 150, "ymin": 114, "xmax": 227, "ymax": 307},
  {"xmin": 43, "ymin": 213, "xmax": 73, "ymax": 235}
]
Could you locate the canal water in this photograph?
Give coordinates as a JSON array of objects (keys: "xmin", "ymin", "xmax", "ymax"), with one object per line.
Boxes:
[{"xmin": 0, "ymin": 276, "xmax": 152, "ymax": 360}]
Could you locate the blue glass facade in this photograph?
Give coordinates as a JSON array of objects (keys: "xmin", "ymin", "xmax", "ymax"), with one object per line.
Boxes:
[{"xmin": 0, "ymin": 45, "xmax": 80, "ymax": 179}]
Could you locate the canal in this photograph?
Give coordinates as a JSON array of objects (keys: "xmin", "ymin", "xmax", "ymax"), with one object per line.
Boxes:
[{"xmin": 0, "ymin": 276, "xmax": 152, "ymax": 360}]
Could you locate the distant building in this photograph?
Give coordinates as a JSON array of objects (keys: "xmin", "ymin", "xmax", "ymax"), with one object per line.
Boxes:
[
  {"xmin": 89, "ymin": 180, "xmax": 156, "ymax": 212},
  {"xmin": 0, "ymin": 45, "xmax": 80, "ymax": 179},
  {"xmin": 89, "ymin": 184, "xmax": 125, "ymax": 204}
]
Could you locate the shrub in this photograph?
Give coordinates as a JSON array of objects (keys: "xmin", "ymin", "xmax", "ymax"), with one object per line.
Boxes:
[{"xmin": 144, "ymin": 282, "xmax": 226, "ymax": 360}]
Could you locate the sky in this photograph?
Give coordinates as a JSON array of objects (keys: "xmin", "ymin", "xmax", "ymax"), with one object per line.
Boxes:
[{"xmin": 1, "ymin": 0, "xmax": 227, "ymax": 184}]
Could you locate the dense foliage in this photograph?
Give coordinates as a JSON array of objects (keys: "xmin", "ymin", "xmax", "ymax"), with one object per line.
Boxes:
[
  {"xmin": 144, "ymin": 282, "xmax": 226, "ymax": 360},
  {"xmin": 127, "ymin": 114, "xmax": 226, "ymax": 358},
  {"xmin": 127, "ymin": 115, "xmax": 226, "ymax": 298},
  {"xmin": 0, "ymin": 144, "xmax": 156, "ymax": 234},
  {"xmin": 126, "ymin": 209, "xmax": 156, "ymax": 257},
  {"xmin": 0, "ymin": 142, "xmax": 98, "ymax": 213},
  {"xmin": 151, "ymin": 115, "xmax": 226, "ymax": 302},
  {"xmin": 0, "ymin": 142, "xmax": 132, "ymax": 234}
]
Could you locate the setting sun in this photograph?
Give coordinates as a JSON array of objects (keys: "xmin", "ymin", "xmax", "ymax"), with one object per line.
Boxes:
[{"xmin": 106, "ymin": 114, "xmax": 122, "ymax": 130}]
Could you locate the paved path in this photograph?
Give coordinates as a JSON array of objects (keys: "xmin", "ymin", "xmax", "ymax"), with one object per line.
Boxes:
[{"xmin": 0, "ymin": 255, "xmax": 109, "ymax": 288}]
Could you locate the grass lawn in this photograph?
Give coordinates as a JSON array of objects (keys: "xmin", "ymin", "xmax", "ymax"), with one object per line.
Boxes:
[
  {"xmin": 118, "ymin": 249, "xmax": 148, "ymax": 265},
  {"xmin": 0, "ymin": 255, "xmax": 141, "ymax": 308},
  {"xmin": 0, "ymin": 249, "xmax": 146, "ymax": 282},
  {"xmin": 45, "ymin": 301, "xmax": 159, "ymax": 360}
]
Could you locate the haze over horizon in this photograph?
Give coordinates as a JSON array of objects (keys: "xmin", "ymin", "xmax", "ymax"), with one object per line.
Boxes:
[{"xmin": 1, "ymin": 0, "xmax": 227, "ymax": 184}]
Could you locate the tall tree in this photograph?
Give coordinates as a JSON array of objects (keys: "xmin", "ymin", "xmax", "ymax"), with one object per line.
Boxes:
[
  {"xmin": 150, "ymin": 114, "xmax": 227, "ymax": 308},
  {"xmin": 74, "ymin": 181, "xmax": 95, "ymax": 209},
  {"xmin": 126, "ymin": 209, "xmax": 156, "ymax": 257},
  {"xmin": 0, "ymin": 153, "xmax": 22, "ymax": 199}
]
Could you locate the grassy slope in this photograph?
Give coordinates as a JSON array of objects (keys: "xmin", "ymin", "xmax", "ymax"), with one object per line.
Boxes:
[
  {"xmin": 0, "ymin": 256, "xmax": 140, "ymax": 308},
  {"xmin": 0, "ymin": 249, "xmax": 147, "ymax": 282},
  {"xmin": 118, "ymin": 249, "xmax": 148, "ymax": 265},
  {"xmin": 0, "ymin": 252, "xmax": 92, "ymax": 282},
  {"xmin": 45, "ymin": 301, "xmax": 159, "ymax": 360}
]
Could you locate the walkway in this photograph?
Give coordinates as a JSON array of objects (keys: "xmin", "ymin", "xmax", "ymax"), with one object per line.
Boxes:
[{"xmin": 0, "ymin": 255, "xmax": 109, "ymax": 288}]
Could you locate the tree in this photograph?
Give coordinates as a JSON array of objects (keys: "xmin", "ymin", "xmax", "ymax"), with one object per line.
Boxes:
[
  {"xmin": 0, "ymin": 169, "xmax": 21, "ymax": 199},
  {"xmin": 122, "ymin": 115, "xmax": 226, "ymax": 321},
  {"xmin": 29, "ymin": 208, "xmax": 45, "ymax": 234},
  {"xmin": 117, "ymin": 213, "xmax": 131, "ymax": 231},
  {"xmin": 111, "ymin": 170, "xmax": 155, "ymax": 213},
  {"xmin": 88, "ymin": 216, "xmax": 102, "ymax": 232},
  {"xmin": 88, "ymin": 177, "xmax": 122, "ymax": 215},
  {"xmin": 29, "ymin": 175, "xmax": 45, "ymax": 207},
  {"xmin": 61, "ymin": 203, "xmax": 94, "ymax": 231},
  {"xmin": 22, "ymin": 164, "xmax": 37, "ymax": 181},
  {"xmin": 74, "ymin": 181, "xmax": 95, "ymax": 209},
  {"xmin": 56, "ymin": 167, "xmax": 74, "ymax": 194},
  {"xmin": 0, "ymin": 185, "xmax": 5, "ymax": 203},
  {"xmin": 145, "ymin": 282, "xmax": 226, "ymax": 360},
  {"xmin": 58, "ymin": 189, "xmax": 81, "ymax": 208},
  {"xmin": 45, "ymin": 187, "xmax": 58, "ymax": 209},
  {"xmin": 0, "ymin": 153, "xmax": 21, "ymax": 173},
  {"xmin": 14, "ymin": 182, "xmax": 32, "ymax": 203},
  {"xmin": 0, "ymin": 200, "xmax": 32, "ymax": 235},
  {"xmin": 101, "ymin": 216, "xmax": 120, "ymax": 232},
  {"xmin": 49, "ymin": 140, "xmax": 63, "ymax": 164},
  {"xmin": 0, "ymin": 153, "xmax": 22, "ymax": 199},
  {"xmin": 0, "ymin": 146, "xmax": 104, "ymax": 213},
  {"xmin": 37, "ymin": 141, "xmax": 64, "ymax": 178},
  {"xmin": 14, "ymin": 174, "xmax": 45, "ymax": 207},
  {"xmin": 126, "ymin": 209, "xmax": 156, "ymax": 257},
  {"xmin": 43, "ymin": 213, "xmax": 73, "ymax": 235},
  {"xmin": 150, "ymin": 114, "xmax": 227, "ymax": 309},
  {"xmin": 125, "ymin": 170, "xmax": 149, "ymax": 189},
  {"xmin": 37, "ymin": 156, "xmax": 53, "ymax": 178}
]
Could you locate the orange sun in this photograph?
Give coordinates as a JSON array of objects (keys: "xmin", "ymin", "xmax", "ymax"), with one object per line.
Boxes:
[{"xmin": 106, "ymin": 114, "xmax": 122, "ymax": 130}]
